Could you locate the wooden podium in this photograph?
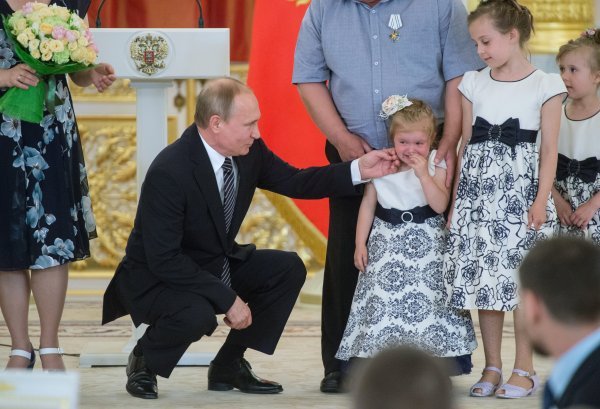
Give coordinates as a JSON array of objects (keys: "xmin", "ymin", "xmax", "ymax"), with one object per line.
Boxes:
[{"xmin": 79, "ymin": 28, "xmax": 229, "ymax": 368}]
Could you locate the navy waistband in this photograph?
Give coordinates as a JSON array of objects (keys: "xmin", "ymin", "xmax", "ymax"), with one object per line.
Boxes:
[
  {"xmin": 556, "ymin": 153, "xmax": 600, "ymax": 183},
  {"xmin": 469, "ymin": 116, "xmax": 537, "ymax": 149},
  {"xmin": 375, "ymin": 203, "xmax": 439, "ymax": 225}
]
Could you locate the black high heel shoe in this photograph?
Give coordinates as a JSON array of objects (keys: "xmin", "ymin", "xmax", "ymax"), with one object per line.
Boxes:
[{"xmin": 9, "ymin": 346, "xmax": 36, "ymax": 369}]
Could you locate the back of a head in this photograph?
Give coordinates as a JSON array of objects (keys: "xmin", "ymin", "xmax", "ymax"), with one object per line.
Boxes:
[
  {"xmin": 519, "ymin": 237, "xmax": 600, "ymax": 324},
  {"xmin": 353, "ymin": 346, "xmax": 452, "ymax": 409}
]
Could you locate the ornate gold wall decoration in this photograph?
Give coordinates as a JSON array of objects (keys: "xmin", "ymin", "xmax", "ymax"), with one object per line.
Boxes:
[
  {"xmin": 70, "ymin": 116, "xmax": 178, "ymax": 271},
  {"xmin": 467, "ymin": 0, "xmax": 594, "ymax": 53},
  {"xmin": 69, "ymin": 78, "xmax": 135, "ymax": 102}
]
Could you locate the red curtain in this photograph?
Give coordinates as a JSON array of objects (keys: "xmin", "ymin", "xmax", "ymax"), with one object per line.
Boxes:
[
  {"xmin": 87, "ymin": 0, "xmax": 253, "ymax": 62},
  {"xmin": 247, "ymin": 0, "xmax": 329, "ymax": 237}
]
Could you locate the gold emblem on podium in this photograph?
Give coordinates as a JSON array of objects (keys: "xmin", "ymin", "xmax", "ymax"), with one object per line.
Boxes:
[{"xmin": 129, "ymin": 33, "xmax": 169, "ymax": 76}]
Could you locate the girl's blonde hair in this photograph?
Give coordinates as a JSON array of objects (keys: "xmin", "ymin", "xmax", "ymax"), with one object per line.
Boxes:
[
  {"xmin": 388, "ymin": 99, "xmax": 436, "ymax": 144},
  {"xmin": 556, "ymin": 28, "xmax": 600, "ymax": 74},
  {"xmin": 468, "ymin": 0, "xmax": 534, "ymax": 48}
]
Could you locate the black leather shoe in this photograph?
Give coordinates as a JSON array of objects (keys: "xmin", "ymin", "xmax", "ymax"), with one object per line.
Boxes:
[
  {"xmin": 208, "ymin": 358, "xmax": 283, "ymax": 394},
  {"xmin": 320, "ymin": 371, "xmax": 344, "ymax": 393},
  {"xmin": 125, "ymin": 351, "xmax": 158, "ymax": 399}
]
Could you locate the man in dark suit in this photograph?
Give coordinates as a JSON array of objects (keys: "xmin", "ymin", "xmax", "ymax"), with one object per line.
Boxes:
[
  {"xmin": 519, "ymin": 237, "xmax": 600, "ymax": 409},
  {"xmin": 102, "ymin": 77, "xmax": 399, "ymax": 399}
]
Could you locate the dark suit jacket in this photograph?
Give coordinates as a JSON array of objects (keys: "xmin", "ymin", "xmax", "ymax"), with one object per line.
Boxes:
[
  {"xmin": 555, "ymin": 343, "xmax": 600, "ymax": 408},
  {"xmin": 102, "ymin": 124, "xmax": 358, "ymax": 325}
]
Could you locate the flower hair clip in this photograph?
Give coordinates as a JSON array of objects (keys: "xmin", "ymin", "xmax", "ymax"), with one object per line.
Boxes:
[
  {"xmin": 379, "ymin": 94, "xmax": 413, "ymax": 119},
  {"xmin": 581, "ymin": 28, "xmax": 597, "ymax": 38}
]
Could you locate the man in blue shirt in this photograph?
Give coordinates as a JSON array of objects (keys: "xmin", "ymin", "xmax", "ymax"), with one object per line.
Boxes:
[
  {"xmin": 293, "ymin": 0, "xmax": 483, "ymax": 392},
  {"xmin": 519, "ymin": 236, "xmax": 600, "ymax": 409}
]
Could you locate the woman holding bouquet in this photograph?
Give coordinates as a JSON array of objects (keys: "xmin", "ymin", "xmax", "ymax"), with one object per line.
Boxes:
[{"xmin": 0, "ymin": 0, "xmax": 115, "ymax": 370}]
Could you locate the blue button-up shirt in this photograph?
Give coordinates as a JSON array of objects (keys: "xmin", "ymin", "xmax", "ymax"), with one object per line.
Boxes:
[{"xmin": 293, "ymin": 0, "xmax": 484, "ymax": 149}]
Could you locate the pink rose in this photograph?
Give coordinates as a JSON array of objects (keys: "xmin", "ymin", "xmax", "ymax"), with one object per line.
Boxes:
[
  {"xmin": 52, "ymin": 26, "xmax": 66, "ymax": 40},
  {"xmin": 22, "ymin": 2, "xmax": 33, "ymax": 14},
  {"xmin": 65, "ymin": 30, "xmax": 77, "ymax": 43}
]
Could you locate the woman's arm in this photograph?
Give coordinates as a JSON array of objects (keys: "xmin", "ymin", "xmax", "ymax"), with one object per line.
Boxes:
[
  {"xmin": 0, "ymin": 64, "xmax": 39, "ymax": 89},
  {"xmin": 69, "ymin": 63, "xmax": 116, "ymax": 91}
]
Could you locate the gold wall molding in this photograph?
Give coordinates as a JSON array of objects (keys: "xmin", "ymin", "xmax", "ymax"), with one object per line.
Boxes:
[
  {"xmin": 71, "ymin": 115, "xmax": 178, "ymax": 270},
  {"xmin": 467, "ymin": 0, "xmax": 594, "ymax": 54},
  {"xmin": 70, "ymin": 78, "xmax": 136, "ymax": 102}
]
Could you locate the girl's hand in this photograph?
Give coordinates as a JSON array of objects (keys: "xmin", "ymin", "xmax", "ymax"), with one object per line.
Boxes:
[
  {"xmin": 554, "ymin": 194, "xmax": 574, "ymax": 226},
  {"xmin": 0, "ymin": 64, "xmax": 38, "ymax": 90},
  {"xmin": 572, "ymin": 200, "xmax": 599, "ymax": 230},
  {"xmin": 527, "ymin": 200, "xmax": 547, "ymax": 230},
  {"xmin": 404, "ymin": 153, "xmax": 428, "ymax": 179},
  {"xmin": 90, "ymin": 63, "xmax": 116, "ymax": 92},
  {"xmin": 354, "ymin": 244, "xmax": 368, "ymax": 273}
]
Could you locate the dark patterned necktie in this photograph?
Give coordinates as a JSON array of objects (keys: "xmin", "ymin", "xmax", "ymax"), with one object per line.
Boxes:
[{"xmin": 221, "ymin": 157, "xmax": 235, "ymax": 286}]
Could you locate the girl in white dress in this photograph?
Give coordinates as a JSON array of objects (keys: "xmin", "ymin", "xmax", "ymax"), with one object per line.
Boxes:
[
  {"xmin": 553, "ymin": 29, "xmax": 600, "ymax": 242},
  {"xmin": 444, "ymin": 0, "xmax": 567, "ymax": 399},
  {"xmin": 336, "ymin": 97, "xmax": 477, "ymax": 375}
]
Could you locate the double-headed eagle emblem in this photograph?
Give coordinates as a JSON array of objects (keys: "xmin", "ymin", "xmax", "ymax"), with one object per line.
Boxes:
[{"xmin": 129, "ymin": 33, "xmax": 169, "ymax": 76}]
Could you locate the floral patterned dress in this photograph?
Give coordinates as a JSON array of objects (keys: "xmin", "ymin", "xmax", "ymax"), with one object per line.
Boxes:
[
  {"xmin": 336, "ymin": 152, "xmax": 477, "ymax": 364},
  {"xmin": 444, "ymin": 68, "xmax": 566, "ymax": 311},
  {"xmin": 0, "ymin": 0, "xmax": 95, "ymax": 270},
  {"xmin": 555, "ymin": 107, "xmax": 600, "ymax": 243}
]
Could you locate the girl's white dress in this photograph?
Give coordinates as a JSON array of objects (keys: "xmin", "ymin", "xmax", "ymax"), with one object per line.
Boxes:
[
  {"xmin": 555, "ymin": 107, "xmax": 600, "ymax": 243},
  {"xmin": 444, "ymin": 67, "xmax": 566, "ymax": 311},
  {"xmin": 336, "ymin": 151, "xmax": 477, "ymax": 360}
]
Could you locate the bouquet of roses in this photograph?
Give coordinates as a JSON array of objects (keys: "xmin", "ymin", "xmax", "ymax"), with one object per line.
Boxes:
[{"xmin": 0, "ymin": 1, "xmax": 98, "ymax": 123}]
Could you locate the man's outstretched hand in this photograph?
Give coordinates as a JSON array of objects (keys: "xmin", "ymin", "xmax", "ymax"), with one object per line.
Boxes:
[{"xmin": 358, "ymin": 148, "xmax": 400, "ymax": 180}]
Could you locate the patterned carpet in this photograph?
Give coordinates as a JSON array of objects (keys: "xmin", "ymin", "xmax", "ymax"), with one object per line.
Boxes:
[{"xmin": 0, "ymin": 300, "xmax": 323, "ymax": 339}]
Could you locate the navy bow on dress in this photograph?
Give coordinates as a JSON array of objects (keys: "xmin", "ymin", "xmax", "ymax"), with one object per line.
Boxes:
[
  {"xmin": 556, "ymin": 153, "xmax": 600, "ymax": 183},
  {"xmin": 469, "ymin": 116, "xmax": 537, "ymax": 150}
]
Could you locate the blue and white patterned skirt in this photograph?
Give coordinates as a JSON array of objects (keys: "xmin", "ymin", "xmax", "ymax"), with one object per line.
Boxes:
[
  {"xmin": 555, "ymin": 175, "xmax": 600, "ymax": 244},
  {"xmin": 336, "ymin": 215, "xmax": 477, "ymax": 360},
  {"xmin": 444, "ymin": 141, "xmax": 556, "ymax": 311}
]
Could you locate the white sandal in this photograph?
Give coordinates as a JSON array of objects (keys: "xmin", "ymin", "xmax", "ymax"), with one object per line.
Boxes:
[
  {"xmin": 496, "ymin": 369, "xmax": 540, "ymax": 399},
  {"xmin": 470, "ymin": 366, "xmax": 503, "ymax": 397},
  {"xmin": 9, "ymin": 347, "xmax": 36, "ymax": 369},
  {"xmin": 39, "ymin": 347, "xmax": 65, "ymax": 371}
]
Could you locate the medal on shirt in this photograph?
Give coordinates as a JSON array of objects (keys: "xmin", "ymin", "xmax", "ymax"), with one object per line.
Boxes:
[{"xmin": 388, "ymin": 14, "xmax": 402, "ymax": 42}]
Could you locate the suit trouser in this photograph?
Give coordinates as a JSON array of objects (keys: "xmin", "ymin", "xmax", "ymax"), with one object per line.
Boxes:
[
  {"xmin": 138, "ymin": 250, "xmax": 306, "ymax": 378},
  {"xmin": 321, "ymin": 142, "xmax": 362, "ymax": 375}
]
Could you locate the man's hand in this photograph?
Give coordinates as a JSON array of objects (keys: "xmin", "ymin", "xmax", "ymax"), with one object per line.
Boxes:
[
  {"xmin": 435, "ymin": 137, "xmax": 457, "ymax": 188},
  {"xmin": 358, "ymin": 148, "xmax": 400, "ymax": 179},
  {"xmin": 224, "ymin": 296, "xmax": 252, "ymax": 330},
  {"xmin": 334, "ymin": 131, "xmax": 372, "ymax": 161}
]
